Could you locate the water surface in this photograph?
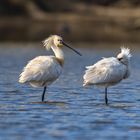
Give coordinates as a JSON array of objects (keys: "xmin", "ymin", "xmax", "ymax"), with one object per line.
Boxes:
[{"xmin": 0, "ymin": 43, "xmax": 140, "ymax": 140}]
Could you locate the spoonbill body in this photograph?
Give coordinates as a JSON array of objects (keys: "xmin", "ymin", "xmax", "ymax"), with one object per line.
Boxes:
[
  {"xmin": 83, "ymin": 47, "xmax": 131, "ymax": 105},
  {"xmin": 19, "ymin": 35, "xmax": 81, "ymax": 102}
]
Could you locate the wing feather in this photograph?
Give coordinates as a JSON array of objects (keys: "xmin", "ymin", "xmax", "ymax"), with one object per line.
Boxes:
[
  {"xmin": 83, "ymin": 57, "xmax": 127, "ymax": 86},
  {"xmin": 19, "ymin": 56, "xmax": 62, "ymax": 85}
]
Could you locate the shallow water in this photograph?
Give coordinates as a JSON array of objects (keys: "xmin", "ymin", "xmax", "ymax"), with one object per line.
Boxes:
[{"xmin": 0, "ymin": 43, "xmax": 140, "ymax": 140}]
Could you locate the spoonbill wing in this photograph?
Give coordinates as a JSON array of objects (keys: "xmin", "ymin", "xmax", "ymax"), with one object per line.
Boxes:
[
  {"xmin": 83, "ymin": 57, "xmax": 127, "ymax": 85},
  {"xmin": 19, "ymin": 56, "xmax": 62, "ymax": 84}
]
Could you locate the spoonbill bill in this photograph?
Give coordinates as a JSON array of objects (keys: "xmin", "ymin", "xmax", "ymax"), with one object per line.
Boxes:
[
  {"xmin": 83, "ymin": 47, "xmax": 131, "ymax": 105},
  {"xmin": 19, "ymin": 35, "xmax": 81, "ymax": 102}
]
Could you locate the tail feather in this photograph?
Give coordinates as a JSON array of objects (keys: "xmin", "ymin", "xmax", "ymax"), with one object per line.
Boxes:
[
  {"xmin": 19, "ymin": 76, "xmax": 26, "ymax": 83},
  {"xmin": 19, "ymin": 72, "xmax": 28, "ymax": 83},
  {"xmin": 83, "ymin": 82, "xmax": 87, "ymax": 87}
]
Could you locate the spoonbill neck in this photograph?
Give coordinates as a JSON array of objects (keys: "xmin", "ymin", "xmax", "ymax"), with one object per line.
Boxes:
[{"xmin": 51, "ymin": 46, "xmax": 64, "ymax": 66}]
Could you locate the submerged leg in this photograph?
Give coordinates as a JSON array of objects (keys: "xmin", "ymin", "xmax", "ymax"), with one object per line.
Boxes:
[
  {"xmin": 42, "ymin": 86, "xmax": 47, "ymax": 102},
  {"xmin": 105, "ymin": 87, "xmax": 108, "ymax": 105}
]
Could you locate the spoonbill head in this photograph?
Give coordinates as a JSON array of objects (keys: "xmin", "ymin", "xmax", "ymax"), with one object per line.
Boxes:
[
  {"xmin": 43, "ymin": 35, "xmax": 82, "ymax": 56},
  {"xmin": 83, "ymin": 47, "xmax": 132, "ymax": 105},
  {"xmin": 19, "ymin": 35, "xmax": 81, "ymax": 102},
  {"xmin": 117, "ymin": 47, "xmax": 132, "ymax": 65}
]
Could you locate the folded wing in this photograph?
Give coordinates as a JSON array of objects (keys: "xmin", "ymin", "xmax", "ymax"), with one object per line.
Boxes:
[
  {"xmin": 83, "ymin": 57, "xmax": 127, "ymax": 86},
  {"xmin": 19, "ymin": 56, "xmax": 62, "ymax": 87}
]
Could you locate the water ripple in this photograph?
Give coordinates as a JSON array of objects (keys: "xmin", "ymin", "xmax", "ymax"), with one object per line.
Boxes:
[{"xmin": 0, "ymin": 45, "xmax": 140, "ymax": 140}]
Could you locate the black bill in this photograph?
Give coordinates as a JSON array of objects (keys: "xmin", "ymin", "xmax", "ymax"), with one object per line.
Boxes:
[{"xmin": 62, "ymin": 41, "xmax": 82, "ymax": 56}]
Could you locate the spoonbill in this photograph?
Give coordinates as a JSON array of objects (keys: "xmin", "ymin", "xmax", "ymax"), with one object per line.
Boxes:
[
  {"xmin": 83, "ymin": 47, "xmax": 131, "ymax": 105},
  {"xmin": 19, "ymin": 35, "xmax": 81, "ymax": 102}
]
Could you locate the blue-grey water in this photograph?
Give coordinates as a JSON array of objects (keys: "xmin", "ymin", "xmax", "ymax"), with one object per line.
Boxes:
[{"xmin": 0, "ymin": 43, "xmax": 140, "ymax": 140}]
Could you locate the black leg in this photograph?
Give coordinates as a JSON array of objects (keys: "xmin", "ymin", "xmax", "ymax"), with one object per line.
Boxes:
[
  {"xmin": 42, "ymin": 86, "xmax": 47, "ymax": 102},
  {"xmin": 105, "ymin": 87, "xmax": 108, "ymax": 105}
]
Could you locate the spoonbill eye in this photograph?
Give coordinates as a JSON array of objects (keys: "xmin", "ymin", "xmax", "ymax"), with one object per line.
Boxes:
[{"xmin": 58, "ymin": 39, "xmax": 62, "ymax": 43}]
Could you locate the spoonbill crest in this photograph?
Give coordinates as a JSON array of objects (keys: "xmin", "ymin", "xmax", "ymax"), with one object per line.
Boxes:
[
  {"xmin": 83, "ymin": 47, "xmax": 131, "ymax": 105},
  {"xmin": 19, "ymin": 35, "xmax": 81, "ymax": 102}
]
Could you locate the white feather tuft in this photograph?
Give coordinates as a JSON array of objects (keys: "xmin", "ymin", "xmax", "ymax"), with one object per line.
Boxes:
[
  {"xmin": 42, "ymin": 35, "xmax": 54, "ymax": 50},
  {"xmin": 120, "ymin": 47, "xmax": 132, "ymax": 58}
]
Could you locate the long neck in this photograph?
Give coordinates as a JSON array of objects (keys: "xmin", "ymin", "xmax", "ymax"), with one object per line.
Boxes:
[{"xmin": 51, "ymin": 46, "xmax": 64, "ymax": 66}]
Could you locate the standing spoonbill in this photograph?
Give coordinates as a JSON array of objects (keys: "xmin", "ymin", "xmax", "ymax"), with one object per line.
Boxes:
[
  {"xmin": 19, "ymin": 35, "xmax": 81, "ymax": 102},
  {"xmin": 83, "ymin": 47, "xmax": 131, "ymax": 105}
]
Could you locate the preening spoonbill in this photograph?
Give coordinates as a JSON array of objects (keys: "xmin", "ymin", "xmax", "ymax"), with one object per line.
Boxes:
[
  {"xmin": 19, "ymin": 35, "xmax": 81, "ymax": 102},
  {"xmin": 83, "ymin": 47, "xmax": 131, "ymax": 105}
]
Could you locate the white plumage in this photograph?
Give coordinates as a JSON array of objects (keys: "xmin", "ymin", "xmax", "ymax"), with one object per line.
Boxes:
[
  {"xmin": 83, "ymin": 47, "xmax": 131, "ymax": 105},
  {"xmin": 19, "ymin": 35, "xmax": 81, "ymax": 102},
  {"xmin": 83, "ymin": 57, "xmax": 129, "ymax": 87},
  {"xmin": 19, "ymin": 56, "xmax": 62, "ymax": 87}
]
